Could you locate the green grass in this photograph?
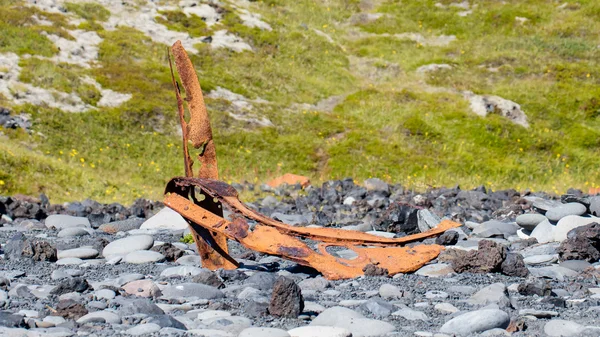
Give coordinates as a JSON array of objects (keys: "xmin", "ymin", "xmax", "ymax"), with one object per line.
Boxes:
[
  {"xmin": 63, "ymin": 2, "xmax": 110, "ymax": 22},
  {"xmin": 2, "ymin": 0, "xmax": 600, "ymax": 203}
]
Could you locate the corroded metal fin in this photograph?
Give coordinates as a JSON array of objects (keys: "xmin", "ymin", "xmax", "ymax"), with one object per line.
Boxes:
[
  {"xmin": 169, "ymin": 40, "xmax": 234, "ymax": 270},
  {"xmin": 164, "ymin": 177, "xmax": 462, "ymax": 280}
]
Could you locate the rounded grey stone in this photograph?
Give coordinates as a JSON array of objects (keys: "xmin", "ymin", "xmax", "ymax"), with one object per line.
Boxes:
[
  {"xmin": 546, "ymin": 203, "xmax": 587, "ymax": 222},
  {"xmin": 124, "ymin": 250, "xmax": 165, "ymax": 264},
  {"xmin": 126, "ymin": 323, "xmax": 162, "ymax": 335},
  {"xmin": 102, "ymin": 235, "xmax": 154, "ymax": 258},
  {"xmin": 516, "ymin": 213, "xmax": 547, "ymax": 231},
  {"xmin": 440, "ymin": 309, "xmax": 510, "ymax": 335},
  {"xmin": 57, "ymin": 248, "xmax": 99, "ymax": 260},
  {"xmin": 57, "ymin": 227, "xmax": 91, "ymax": 238}
]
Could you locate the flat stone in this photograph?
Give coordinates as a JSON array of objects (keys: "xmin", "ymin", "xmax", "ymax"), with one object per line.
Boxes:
[
  {"xmin": 42, "ymin": 316, "xmax": 66, "ymax": 326},
  {"xmin": 544, "ymin": 319, "xmax": 585, "ymax": 337},
  {"xmin": 516, "ymin": 214, "xmax": 547, "ymax": 231},
  {"xmin": 57, "ymin": 227, "xmax": 91, "ymax": 238},
  {"xmin": 520, "ymin": 242, "xmax": 560, "ymax": 258},
  {"xmin": 529, "ymin": 266, "xmax": 579, "ymax": 281},
  {"xmin": 176, "ymin": 255, "xmax": 201, "ymax": 265},
  {"xmin": 528, "ymin": 198, "xmax": 562, "ymax": 212},
  {"xmin": 98, "ymin": 218, "xmax": 144, "ymax": 234},
  {"xmin": 76, "ymin": 310, "xmax": 121, "ymax": 324},
  {"xmin": 197, "ymin": 310, "xmax": 231, "ymax": 320},
  {"xmin": 415, "ymin": 263, "xmax": 454, "ymax": 277},
  {"xmin": 392, "ymin": 307, "xmax": 428, "ymax": 321},
  {"xmin": 288, "ymin": 326, "xmax": 351, "ymax": 337},
  {"xmin": 519, "ymin": 309, "xmax": 558, "ymax": 318},
  {"xmin": 310, "ymin": 306, "xmax": 395, "ymax": 337},
  {"xmin": 102, "ymin": 235, "xmax": 154, "ymax": 258},
  {"xmin": 122, "ymin": 279, "xmax": 162, "ymax": 298},
  {"xmin": 203, "ymin": 315, "xmax": 251, "ymax": 335},
  {"xmin": 523, "ymin": 254, "xmax": 557, "ymax": 266},
  {"xmin": 379, "ymin": 284, "xmax": 403, "ymax": 299},
  {"xmin": 440, "ymin": 309, "xmax": 510, "ymax": 335},
  {"xmin": 425, "ymin": 290, "xmax": 448, "ymax": 299},
  {"xmin": 45, "ymin": 215, "xmax": 90, "ymax": 230},
  {"xmin": 298, "ymin": 276, "xmax": 330, "ymax": 291},
  {"xmin": 559, "ymin": 260, "xmax": 592, "ymax": 272},
  {"xmin": 140, "ymin": 207, "xmax": 188, "ymax": 230},
  {"xmin": 124, "ymin": 250, "xmax": 165, "ymax": 264},
  {"xmin": 435, "ymin": 303, "xmax": 459, "ymax": 314},
  {"xmin": 160, "ymin": 266, "xmax": 203, "ymax": 277},
  {"xmin": 554, "ymin": 215, "xmax": 600, "ymax": 242},
  {"xmin": 160, "ymin": 283, "xmax": 224, "ymax": 300},
  {"xmin": 467, "ymin": 283, "xmax": 509, "ymax": 306},
  {"xmin": 55, "ymin": 258, "xmax": 84, "ymax": 266},
  {"xmin": 95, "ymin": 289, "xmax": 116, "ymax": 300},
  {"xmin": 239, "ymin": 327, "xmax": 290, "ymax": 337},
  {"xmin": 126, "ymin": 323, "xmax": 161, "ymax": 335},
  {"xmin": 57, "ymin": 248, "xmax": 99, "ymax": 260},
  {"xmin": 530, "ymin": 219, "xmax": 555, "ymax": 244},
  {"xmin": 546, "ymin": 203, "xmax": 587, "ymax": 222},
  {"xmin": 186, "ymin": 329, "xmax": 235, "ymax": 337},
  {"xmin": 472, "ymin": 220, "xmax": 519, "ymax": 238}
]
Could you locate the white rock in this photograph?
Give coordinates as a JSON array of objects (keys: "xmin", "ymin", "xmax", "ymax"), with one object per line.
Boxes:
[
  {"xmin": 240, "ymin": 327, "xmax": 290, "ymax": 337},
  {"xmin": 45, "ymin": 215, "xmax": 90, "ymax": 229},
  {"xmin": 55, "ymin": 258, "xmax": 84, "ymax": 266},
  {"xmin": 42, "ymin": 315, "xmax": 66, "ymax": 326},
  {"xmin": 95, "ymin": 289, "xmax": 116, "ymax": 300},
  {"xmin": 124, "ymin": 250, "xmax": 165, "ymax": 264},
  {"xmin": 554, "ymin": 215, "xmax": 600, "ymax": 242},
  {"xmin": 523, "ymin": 254, "xmax": 557, "ymax": 266},
  {"xmin": 197, "ymin": 310, "xmax": 231, "ymax": 320},
  {"xmin": 126, "ymin": 323, "xmax": 162, "ymax": 335},
  {"xmin": 176, "ymin": 255, "xmax": 201, "ymax": 265},
  {"xmin": 392, "ymin": 307, "xmax": 429, "ymax": 321},
  {"xmin": 530, "ymin": 219, "xmax": 555, "ymax": 243},
  {"xmin": 57, "ymin": 227, "xmax": 91, "ymax": 237},
  {"xmin": 76, "ymin": 310, "xmax": 121, "ymax": 324},
  {"xmin": 310, "ymin": 306, "xmax": 395, "ymax": 336},
  {"xmin": 187, "ymin": 329, "xmax": 235, "ymax": 337},
  {"xmin": 379, "ymin": 284, "xmax": 403, "ymax": 299},
  {"xmin": 415, "ymin": 263, "xmax": 454, "ymax": 277},
  {"xmin": 544, "ymin": 319, "xmax": 585, "ymax": 337},
  {"xmin": 160, "ymin": 266, "xmax": 203, "ymax": 277},
  {"xmin": 288, "ymin": 326, "xmax": 351, "ymax": 337},
  {"xmin": 102, "ymin": 235, "xmax": 154, "ymax": 258},
  {"xmin": 440, "ymin": 309, "xmax": 510, "ymax": 335},
  {"xmin": 140, "ymin": 207, "xmax": 189, "ymax": 230},
  {"xmin": 435, "ymin": 303, "xmax": 459, "ymax": 314},
  {"xmin": 57, "ymin": 248, "xmax": 99, "ymax": 260},
  {"xmin": 467, "ymin": 283, "xmax": 509, "ymax": 306}
]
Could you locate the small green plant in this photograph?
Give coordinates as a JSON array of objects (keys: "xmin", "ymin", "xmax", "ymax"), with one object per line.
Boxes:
[
  {"xmin": 64, "ymin": 2, "xmax": 110, "ymax": 22},
  {"xmin": 180, "ymin": 233, "xmax": 194, "ymax": 244}
]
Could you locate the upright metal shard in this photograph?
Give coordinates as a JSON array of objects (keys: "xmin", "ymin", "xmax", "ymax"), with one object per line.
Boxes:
[{"xmin": 169, "ymin": 41, "xmax": 235, "ymax": 270}]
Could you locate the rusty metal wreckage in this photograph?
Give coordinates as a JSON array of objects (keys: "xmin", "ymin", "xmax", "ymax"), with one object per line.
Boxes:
[{"xmin": 164, "ymin": 40, "xmax": 461, "ymax": 280}]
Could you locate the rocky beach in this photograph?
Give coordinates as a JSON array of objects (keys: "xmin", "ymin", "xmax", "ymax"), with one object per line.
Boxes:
[{"xmin": 2, "ymin": 179, "xmax": 600, "ymax": 336}]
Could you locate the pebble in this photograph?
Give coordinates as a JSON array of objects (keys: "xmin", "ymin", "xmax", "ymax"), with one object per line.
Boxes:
[
  {"xmin": 197, "ymin": 310, "xmax": 231, "ymax": 320},
  {"xmin": 467, "ymin": 283, "xmax": 509, "ymax": 306},
  {"xmin": 554, "ymin": 215, "xmax": 600, "ymax": 242},
  {"xmin": 519, "ymin": 309, "xmax": 558, "ymax": 318},
  {"xmin": 288, "ymin": 326, "xmax": 351, "ymax": 337},
  {"xmin": 529, "ymin": 266, "xmax": 579, "ymax": 281},
  {"xmin": 240, "ymin": 327, "xmax": 290, "ymax": 337},
  {"xmin": 523, "ymin": 254, "xmax": 557, "ymax": 266},
  {"xmin": 425, "ymin": 290, "xmax": 448, "ymax": 299},
  {"xmin": 160, "ymin": 283, "xmax": 224, "ymax": 300},
  {"xmin": 102, "ymin": 235, "xmax": 154, "ymax": 258},
  {"xmin": 310, "ymin": 306, "xmax": 395, "ymax": 336},
  {"xmin": 76, "ymin": 310, "xmax": 121, "ymax": 324},
  {"xmin": 45, "ymin": 215, "xmax": 90, "ymax": 229},
  {"xmin": 123, "ymin": 250, "xmax": 165, "ymax": 264},
  {"xmin": 95, "ymin": 289, "xmax": 116, "ymax": 300},
  {"xmin": 57, "ymin": 248, "xmax": 99, "ymax": 260},
  {"xmin": 440, "ymin": 309, "xmax": 510, "ymax": 335},
  {"xmin": 160, "ymin": 266, "xmax": 203, "ymax": 277},
  {"xmin": 98, "ymin": 218, "xmax": 144, "ymax": 234},
  {"xmin": 435, "ymin": 303, "xmax": 459, "ymax": 314},
  {"xmin": 122, "ymin": 279, "xmax": 161, "ymax": 298},
  {"xmin": 187, "ymin": 329, "xmax": 235, "ymax": 336},
  {"xmin": 55, "ymin": 258, "xmax": 84, "ymax": 266},
  {"xmin": 140, "ymin": 207, "xmax": 189, "ymax": 230},
  {"xmin": 415, "ymin": 263, "xmax": 454, "ymax": 277},
  {"xmin": 125, "ymin": 323, "xmax": 161, "ymax": 335},
  {"xmin": 529, "ymin": 219, "xmax": 555, "ymax": 244},
  {"xmin": 559, "ymin": 260, "xmax": 591, "ymax": 272},
  {"xmin": 546, "ymin": 203, "xmax": 587, "ymax": 222},
  {"xmin": 543, "ymin": 319, "xmax": 586, "ymax": 337},
  {"xmin": 379, "ymin": 284, "xmax": 403, "ymax": 299},
  {"xmin": 176, "ymin": 255, "xmax": 201, "ymax": 265},
  {"xmin": 42, "ymin": 316, "xmax": 66, "ymax": 326},
  {"xmin": 516, "ymin": 213, "xmax": 547, "ymax": 231},
  {"xmin": 392, "ymin": 307, "xmax": 429, "ymax": 321},
  {"xmin": 57, "ymin": 227, "xmax": 90, "ymax": 237}
]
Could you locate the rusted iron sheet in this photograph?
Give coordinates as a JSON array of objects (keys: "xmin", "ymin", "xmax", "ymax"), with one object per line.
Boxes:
[
  {"xmin": 164, "ymin": 177, "xmax": 462, "ymax": 280},
  {"xmin": 165, "ymin": 40, "xmax": 462, "ymax": 279},
  {"xmin": 169, "ymin": 41, "xmax": 235, "ymax": 270}
]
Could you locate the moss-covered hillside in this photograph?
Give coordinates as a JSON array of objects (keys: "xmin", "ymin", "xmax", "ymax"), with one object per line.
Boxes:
[{"xmin": 1, "ymin": 0, "xmax": 600, "ymax": 204}]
